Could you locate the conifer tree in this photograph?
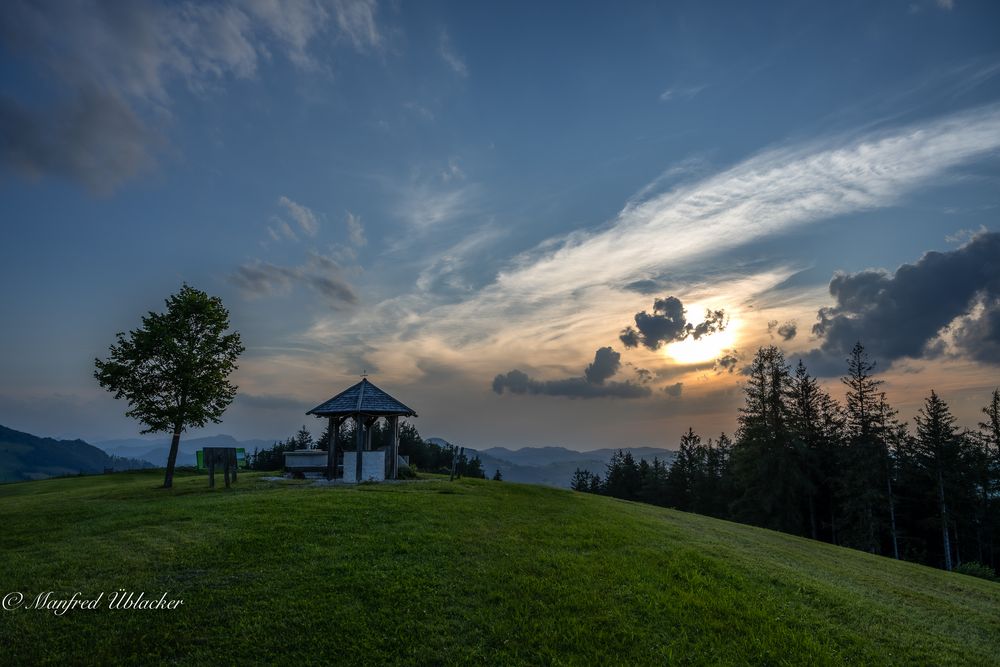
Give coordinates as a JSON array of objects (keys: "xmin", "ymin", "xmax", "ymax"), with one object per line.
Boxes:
[
  {"xmin": 839, "ymin": 342, "xmax": 892, "ymax": 554},
  {"xmin": 730, "ymin": 346, "xmax": 805, "ymax": 533},
  {"xmin": 913, "ymin": 390, "xmax": 962, "ymax": 571}
]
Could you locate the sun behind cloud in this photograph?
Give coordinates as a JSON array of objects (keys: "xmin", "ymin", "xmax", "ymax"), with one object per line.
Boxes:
[{"xmin": 665, "ymin": 313, "xmax": 741, "ymax": 365}]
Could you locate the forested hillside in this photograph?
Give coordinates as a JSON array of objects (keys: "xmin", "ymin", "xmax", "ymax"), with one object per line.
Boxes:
[
  {"xmin": 573, "ymin": 343, "xmax": 1000, "ymax": 579},
  {"xmin": 0, "ymin": 425, "xmax": 152, "ymax": 482}
]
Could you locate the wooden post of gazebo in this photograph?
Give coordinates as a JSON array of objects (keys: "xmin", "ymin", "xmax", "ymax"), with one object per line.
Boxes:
[
  {"xmin": 388, "ymin": 415, "xmax": 400, "ymax": 479},
  {"xmin": 306, "ymin": 377, "xmax": 417, "ymax": 482},
  {"xmin": 325, "ymin": 416, "xmax": 343, "ymax": 481}
]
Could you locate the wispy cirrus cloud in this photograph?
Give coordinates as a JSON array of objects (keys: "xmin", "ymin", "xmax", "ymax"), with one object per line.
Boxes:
[
  {"xmin": 231, "ymin": 252, "xmax": 358, "ymax": 308},
  {"xmin": 278, "ymin": 196, "xmax": 321, "ymax": 236},
  {"xmin": 659, "ymin": 84, "xmax": 707, "ymax": 102},
  {"xmin": 346, "ymin": 211, "xmax": 366, "ymax": 246},
  {"xmin": 397, "ymin": 183, "xmax": 475, "ymax": 231},
  {"xmin": 439, "ymin": 30, "xmax": 468, "ymax": 77},
  {"xmin": 302, "ymin": 104, "xmax": 1000, "ymax": 391}
]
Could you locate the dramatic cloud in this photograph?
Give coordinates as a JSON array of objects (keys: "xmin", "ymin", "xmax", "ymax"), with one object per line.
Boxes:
[
  {"xmin": 768, "ymin": 320, "xmax": 798, "ymax": 341},
  {"xmin": 0, "ymin": 0, "xmax": 382, "ymax": 191},
  {"xmin": 584, "ymin": 347, "xmax": 621, "ymax": 385},
  {"xmin": 480, "ymin": 105, "xmax": 1000, "ymax": 306},
  {"xmin": 278, "ymin": 196, "xmax": 320, "ymax": 236},
  {"xmin": 231, "ymin": 252, "xmax": 358, "ymax": 308},
  {"xmin": 493, "ymin": 347, "xmax": 651, "ymax": 399},
  {"xmin": 806, "ymin": 232, "xmax": 1000, "ymax": 373},
  {"xmin": 663, "ymin": 382, "xmax": 683, "ymax": 398},
  {"xmin": 303, "ymin": 106, "xmax": 1000, "ymax": 394},
  {"xmin": 620, "ymin": 296, "xmax": 727, "ymax": 350}
]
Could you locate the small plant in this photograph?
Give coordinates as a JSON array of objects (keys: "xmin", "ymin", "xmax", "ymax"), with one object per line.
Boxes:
[
  {"xmin": 396, "ymin": 463, "xmax": 418, "ymax": 480},
  {"xmin": 954, "ymin": 562, "xmax": 999, "ymax": 582}
]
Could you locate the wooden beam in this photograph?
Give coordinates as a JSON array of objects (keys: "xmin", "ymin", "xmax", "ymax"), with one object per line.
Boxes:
[
  {"xmin": 326, "ymin": 416, "xmax": 336, "ymax": 480},
  {"xmin": 389, "ymin": 415, "xmax": 399, "ymax": 480},
  {"xmin": 355, "ymin": 414, "xmax": 364, "ymax": 482}
]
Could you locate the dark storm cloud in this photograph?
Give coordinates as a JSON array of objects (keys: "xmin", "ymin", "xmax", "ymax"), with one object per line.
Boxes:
[
  {"xmin": 230, "ymin": 255, "xmax": 358, "ymax": 308},
  {"xmin": 492, "ymin": 347, "xmax": 651, "ymax": 399},
  {"xmin": 767, "ymin": 320, "xmax": 798, "ymax": 341},
  {"xmin": 584, "ymin": 347, "xmax": 621, "ymax": 385},
  {"xmin": 0, "ymin": 0, "xmax": 379, "ymax": 191},
  {"xmin": 663, "ymin": 382, "xmax": 683, "ymax": 398},
  {"xmin": 715, "ymin": 352, "xmax": 739, "ymax": 374},
  {"xmin": 805, "ymin": 232, "xmax": 1000, "ymax": 374},
  {"xmin": 0, "ymin": 90, "xmax": 159, "ymax": 194},
  {"xmin": 619, "ymin": 296, "xmax": 727, "ymax": 350}
]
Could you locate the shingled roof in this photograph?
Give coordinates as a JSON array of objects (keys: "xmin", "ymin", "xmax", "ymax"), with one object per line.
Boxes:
[{"xmin": 306, "ymin": 378, "xmax": 417, "ymax": 417}]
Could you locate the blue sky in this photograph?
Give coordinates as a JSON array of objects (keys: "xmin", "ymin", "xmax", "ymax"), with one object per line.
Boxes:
[{"xmin": 2, "ymin": 0, "xmax": 999, "ymax": 448}]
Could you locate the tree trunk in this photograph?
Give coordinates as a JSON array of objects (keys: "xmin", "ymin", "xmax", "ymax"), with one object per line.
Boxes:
[
  {"xmin": 163, "ymin": 428, "xmax": 182, "ymax": 489},
  {"xmin": 938, "ymin": 469, "xmax": 952, "ymax": 571},
  {"xmin": 886, "ymin": 472, "xmax": 899, "ymax": 560}
]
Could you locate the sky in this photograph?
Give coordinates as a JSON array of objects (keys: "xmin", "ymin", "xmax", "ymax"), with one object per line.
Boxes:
[{"xmin": 1, "ymin": 0, "xmax": 999, "ymax": 449}]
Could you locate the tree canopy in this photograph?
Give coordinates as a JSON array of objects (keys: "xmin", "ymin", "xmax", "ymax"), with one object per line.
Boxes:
[{"xmin": 94, "ymin": 285, "xmax": 244, "ymax": 488}]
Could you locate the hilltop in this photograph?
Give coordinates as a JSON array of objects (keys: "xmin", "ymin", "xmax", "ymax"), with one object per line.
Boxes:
[{"xmin": 0, "ymin": 471, "xmax": 997, "ymax": 664}]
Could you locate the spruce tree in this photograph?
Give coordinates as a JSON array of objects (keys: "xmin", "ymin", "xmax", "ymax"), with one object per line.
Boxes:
[
  {"xmin": 730, "ymin": 346, "xmax": 805, "ymax": 533},
  {"xmin": 839, "ymin": 342, "xmax": 892, "ymax": 554},
  {"xmin": 913, "ymin": 390, "xmax": 962, "ymax": 571}
]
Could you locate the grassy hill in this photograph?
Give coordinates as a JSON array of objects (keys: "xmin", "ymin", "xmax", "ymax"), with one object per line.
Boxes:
[{"xmin": 0, "ymin": 471, "xmax": 997, "ymax": 665}]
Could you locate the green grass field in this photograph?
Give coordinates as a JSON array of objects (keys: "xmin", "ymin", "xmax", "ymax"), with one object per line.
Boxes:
[{"xmin": 1, "ymin": 471, "xmax": 998, "ymax": 665}]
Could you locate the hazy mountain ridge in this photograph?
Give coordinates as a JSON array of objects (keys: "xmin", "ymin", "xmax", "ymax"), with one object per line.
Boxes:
[
  {"xmin": 0, "ymin": 424, "xmax": 154, "ymax": 482},
  {"xmin": 426, "ymin": 438, "xmax": 676, "ymax": 487},
  {"xmin": 95, "ymin": 435, "xmax": 276, "ymax": 468}
]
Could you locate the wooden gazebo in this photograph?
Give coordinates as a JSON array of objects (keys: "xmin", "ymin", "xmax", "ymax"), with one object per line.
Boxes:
[{"xmin": 307, "ymin": 378, "xmax": 417, "ymax": 482}]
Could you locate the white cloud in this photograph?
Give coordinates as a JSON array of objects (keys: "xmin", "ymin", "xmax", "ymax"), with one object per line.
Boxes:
[
  {"xmin": 397, "ymin": 184, "xmax": 473, "ymax": 231},
  {"xmin": 403, "ymin": 101, "xmax": 435, "ymax": 120},
  {"xmin": 439, "ymin": 30, "xmax": 468, "ymax": 77},
  {"xmin": 331, "ymin": 0, "xmax": 381, "ymax": 50},
  {"xmin": 491, "ymin": 104, "xmax": 1000, "ymax": 303},
  {"xmin": 441, "ymin": 157, "xmax": 465, "ymax": 182},
  {"xmin": 278, "ymin": 196, "xmax": 320, "ymax": 236},
  {"xmin": 346, "ymin": 211, "xmax": 366, "ymax": 246},
  {"xmin": 659, "ymin": 84, "xmax": 707, "ymax": 102}
]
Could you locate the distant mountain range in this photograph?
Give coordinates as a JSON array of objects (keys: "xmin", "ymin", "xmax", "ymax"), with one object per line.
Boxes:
[
  {"xmin": 95, "ymin": 435, "xmax": 276, "ymax": 468},
  {"xmin": 0, "ymin": 421, "xmax": 674, "ymax": 488},
  {"xmin": 0, "ymin": 424, "xmax": 154, "ymax": 483},
  {"xmin": 426, "ymin": 438, "xmax": 676, "ymax": 488}
]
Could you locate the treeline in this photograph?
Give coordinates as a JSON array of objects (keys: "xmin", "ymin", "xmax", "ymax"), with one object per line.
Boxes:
[
  {"xmin": 573, "ymin": 343, "xmax": 1000, "ymax": 578},
  {"xmin": 248, "ymin": 421, "xmax": 486, "ymax": 478}
]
